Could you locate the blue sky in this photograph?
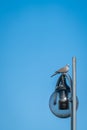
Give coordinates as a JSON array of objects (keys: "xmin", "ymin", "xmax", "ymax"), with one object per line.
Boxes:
[{"xmin": 0, "ymin": 0, "xmax": 87, "ymax": 130}]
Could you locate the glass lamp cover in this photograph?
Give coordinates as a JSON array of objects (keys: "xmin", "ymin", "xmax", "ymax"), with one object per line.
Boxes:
[{"xmin": 49, "ymin": 91, "xmax": 78, "ymax": 118}]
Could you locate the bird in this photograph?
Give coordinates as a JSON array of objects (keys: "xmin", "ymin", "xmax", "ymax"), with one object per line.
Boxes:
[{"xmin": 51, "ymin": 64, "xmax": 69, "ymax": 77}]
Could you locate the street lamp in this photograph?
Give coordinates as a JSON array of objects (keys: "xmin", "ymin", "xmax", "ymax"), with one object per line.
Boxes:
[{"xmin": 49, "ymin": 57, "xmax": 78, "ymax": 130}]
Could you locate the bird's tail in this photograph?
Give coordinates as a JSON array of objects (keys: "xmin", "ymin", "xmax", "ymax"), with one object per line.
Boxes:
[{"xmin": 51, "ymin": 73, "xmax": 57, "ymax": 77}]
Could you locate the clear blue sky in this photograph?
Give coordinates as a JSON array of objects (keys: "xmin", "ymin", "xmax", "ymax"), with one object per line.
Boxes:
[{"xmin": 0, "ymin": 0, "xmax": 87, "ymax": 130}]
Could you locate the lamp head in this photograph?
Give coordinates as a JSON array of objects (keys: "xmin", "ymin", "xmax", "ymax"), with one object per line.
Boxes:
[{"xmin": 49, "ymin": 74, "xmax": 79, "ymax": 118}]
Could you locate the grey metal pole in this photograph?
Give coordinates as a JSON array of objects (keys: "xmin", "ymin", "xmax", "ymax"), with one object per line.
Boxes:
[{"xmin": 71, "ymin": 57, "xmax": 76, "ymax": 130}]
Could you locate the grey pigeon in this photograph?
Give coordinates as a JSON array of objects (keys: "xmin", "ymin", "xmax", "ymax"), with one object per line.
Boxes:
[{"xmin": 51, "ymin": 64, "xmax": 69, "ymax": 77}]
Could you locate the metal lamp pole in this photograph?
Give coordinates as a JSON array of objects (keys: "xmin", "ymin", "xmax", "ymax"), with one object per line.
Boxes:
[
  {"xmin": 49, "ymin": 57, "xmax": 78, "ymax": 130},
  {"xmin": 71, "ymin": 57, "xmax": 76, "ymax": 130}
]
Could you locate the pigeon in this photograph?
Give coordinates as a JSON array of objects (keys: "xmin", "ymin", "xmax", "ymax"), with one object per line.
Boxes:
[{"xmin": 51, "ymin": 64, "xmax": 69, "ymax": 77}]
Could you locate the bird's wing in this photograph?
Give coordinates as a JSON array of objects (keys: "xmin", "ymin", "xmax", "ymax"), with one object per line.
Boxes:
[{"xmin": 55, "ymin": 67, "xmax": 65, "ymax": 73}]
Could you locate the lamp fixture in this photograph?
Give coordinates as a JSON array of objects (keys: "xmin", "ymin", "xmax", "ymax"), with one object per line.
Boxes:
[{"xmin": 49, "ymin": 56, "xmax": 79, "ymax": 130}]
